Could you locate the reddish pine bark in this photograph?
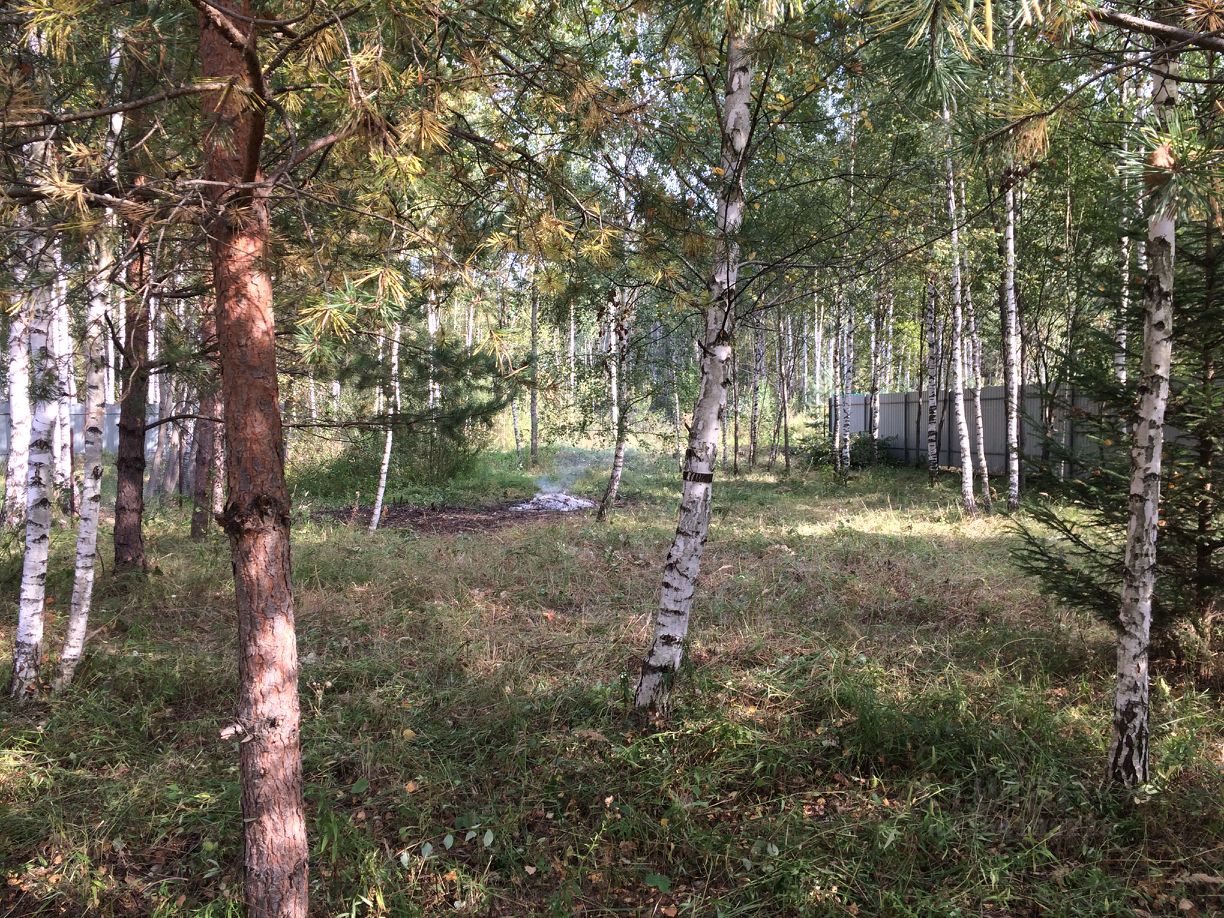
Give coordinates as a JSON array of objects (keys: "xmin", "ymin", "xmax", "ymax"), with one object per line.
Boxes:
[{"xmin": 199, "ymin": 2, "xmax": 308, "ymax": 914}]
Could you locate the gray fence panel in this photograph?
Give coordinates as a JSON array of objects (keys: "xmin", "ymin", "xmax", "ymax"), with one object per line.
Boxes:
[
  {"xmin": 1, "ymin": 404, "xmax": 157, "ymax": 458},
  {"xmin": 840, "ymin": 384, "xmax": 1100, "ymax": 475}
]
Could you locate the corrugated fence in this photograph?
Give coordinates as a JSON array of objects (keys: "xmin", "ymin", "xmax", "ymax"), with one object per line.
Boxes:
[{"xmin": 836, "ymin": 384, "xmax": 1100, "ymax": 475}]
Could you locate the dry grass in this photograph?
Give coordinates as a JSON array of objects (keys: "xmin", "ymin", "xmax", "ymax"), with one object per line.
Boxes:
[{"xmin": 1, "ymin": 452, "xmax": 1221, "ymax": 916}]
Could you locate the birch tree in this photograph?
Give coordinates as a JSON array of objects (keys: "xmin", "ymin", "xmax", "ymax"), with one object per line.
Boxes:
[
  {"xmin": 8, "ymin": 222, "xmax": 57, "ymax": 699},
  {"xmin": 1109, "ymin": 29, "xmax": 1178, "ymax": 787},
  {"xmin": 942, "ymin": 103, "xmax": 977, "ymax": 515},
  {"xmin": 4, "ymin": 292, "xmax": 32, "ymax": 528},
  {"xmin": 370, "ymin": 322, "xmax": 401, "ymax": 532},
  {"xmin": 635, "ymin": 28, "xmax": 752, "ymax": 714},
  {"xmin": 54, "ymin": 230, "xmax": 111, "ymax": 691},
  {"xmin": 925, "ymin": 271, "xmax": 940, "ymax": 484}
]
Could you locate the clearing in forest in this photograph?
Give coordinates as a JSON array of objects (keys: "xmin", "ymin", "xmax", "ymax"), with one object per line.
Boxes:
[{"xmin": 1, "ymin": 456, "xmax": 1221, "ymax": 916}]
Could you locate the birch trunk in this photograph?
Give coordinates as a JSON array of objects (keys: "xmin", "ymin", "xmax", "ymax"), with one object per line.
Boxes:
[
  {"xmin": 529, "ymin": 288, "xmax": 540, "ymax": 466},
  {"xmin": 50, "ymin": 243, "xmax": 75, "ymax": 502},
  {"xmin": 370, "ymin": 322, "xmax": 401, "ymax": 532},
  {"xmin": 925, "ymin": 273, "xmax": 940, "ymax": 484},
  {"xmin": 200, "ymin": 3, "xmax": 308, "ymax": 911},
  {"xmin": 777, "ymin": 317, "xmax": 791, "ymax": 473},
  {"xmin": 54, "ymin": 230, "xmax": 111, "ymax": 691},
  {"xmin": 748, "ymin": 325, "xmax": 764, "ymax": 467},
  {"xmin": 634, "ymin": 31, "xmax": 752, "ymax": 714},
  {"xmin": 943, "ymin": 105, "xmax": 978, "ymax": 515},
  {"xmin": 838, "ymin": 300, "xmax": 853, "ymax": 472},
  {"xmin": 1109, "ymin": 37, "xmax": 1178, "ymax": 788},
  {"xmin": 4, "ymin": 292, "xmax": 31, "ymax": 527},
  {"xmin": 868, "ymin": 294, "xmax": 881, "ymax": 453},
  {"xmin": 598, "ymin": 290, "xmax": 633, "ymax": 519},
  {"xmin": 1116, "ymin": 75, "xmax": 1133, "ymax": 385},
  {"xmin": 1002, "ymin": 20, "xmax": 1023, "ymax": 511},
  {"xmin": 7, "ymin": 142, "xmax": 56, "ymax": 698},
  {"xmin": 961, "ymin": 181, "xmax": 992, "ymax": 511}
]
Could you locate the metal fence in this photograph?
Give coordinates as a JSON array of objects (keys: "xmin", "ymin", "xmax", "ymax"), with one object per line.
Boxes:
[
  {"xmin": 836, "ymin": 384, "xmax": 1100, "ymax": 475},
  {"xmin": 0, "ymin": 404, "xmax": 159, "ymax": 457}
]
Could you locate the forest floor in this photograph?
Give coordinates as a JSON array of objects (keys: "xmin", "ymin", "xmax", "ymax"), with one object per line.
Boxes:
[{"xmin": 2, "ymin": 451, "xmax": 1222, "ymax": 917}]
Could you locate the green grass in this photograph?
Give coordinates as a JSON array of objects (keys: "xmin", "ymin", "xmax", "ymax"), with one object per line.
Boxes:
[{"xmin": 1, "ymin": 455, "xmax": 1221, "ymax": 916}]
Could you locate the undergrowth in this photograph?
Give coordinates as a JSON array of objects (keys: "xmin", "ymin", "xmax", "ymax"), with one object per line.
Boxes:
[{"xmin": 1, "ymin": 457, "xmax": 1221, "ymax": 916}]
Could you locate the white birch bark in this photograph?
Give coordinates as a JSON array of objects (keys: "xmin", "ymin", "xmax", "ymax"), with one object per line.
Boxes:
[
  {"xmin": 529, "ymin": 288, "xmax": 539, "ymax": 466},
  {"xmin": 9, "ymin": 237, "xmax": 57, "ymax": 699},
  {"xmin": 1116, "ymin": 74, "xmax": 1133, "ymax": 385},
  {"xmin": 748, "ymin": 326, "xmax": 764, "ymax": 467},
  {"xmin": 1002, "ymin": 20, "xmax": 1023, "ymax": 511},
  {"xmin": 943, "ymin": 103, "xmax": 977, "ymax": 515},
  {"xmin": 635, "ymin": 31, "xmax": 752, "ymax": 713},
  {"xmin": 961, "ymin": 180, "xmax": 991, "ymax": 511},
  {"xmin": 369, "ymin": 322, "xmax": 401, "ymax": 532},
  {"xmin": 838, "ymin": 299, "xmax": 854, "ymax": 472},
  {"xmin": 1109, "ymin": 37, "xmax": 1178, "ymax": 788},
  {"xmin": 50, "ymin": 242, "xmax": 75, "ymax": 500},
  {"xmin": 54, "ymin": 230, "xmax": 111, "ymax": 691},
  {"xmin": 4, "ymin": 296, "xmax": 32, "ymax": 527},
  {"xmin": 925, "ymin": 273, "xmax": 940, "ymax": 484}
]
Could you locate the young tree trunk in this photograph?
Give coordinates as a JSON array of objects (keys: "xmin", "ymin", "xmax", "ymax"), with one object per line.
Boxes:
[
  {"xmin": 925, "ymin": 273, "xmax": 940, "ymax": 484},
  {"xmin": 426, "ymin": 286, "xmax": 441, "ymax": 409},
  {"xmin": 54, "ymin": 230, "xmax": 111, "ymax": 691},
  {"xmin": 370, "ymin": 322, "xmax": 401, "ymax": 532},
  {"xmin": 530, "ymin": 288, "xmax": 540, "ymax": 467},
  {"xmin": 838, "ymin": 299, "xmax": 854, "ymax": 473},
  {"xmin": 190, "ymin": 313, "xmax": 222, "ymax": 541},
  {"xmin": 1002, "ymin": 21, "xmax": 1023, "ymax": 511},
  {"xmin": 50, "ymin": 243, "xmax": 76, "ymax": 504},
  {"xmin": 943, "ymin": 105, "xmax": 978, "ymax": 515},
  {"xmin": 777, "ymin": 317, "xmax": 791, "ymax": 473},
  {"xmin": 747, "ymin": 325, "xmax": 764, "ymax": 467},
  {"xmin": 598, "ymin": 291, "xmax": 633, "ymax": 519},
  {"xmin": 510, "ymin": 394, "xmax": 523, "ymax": 467},
  {"xmin": 961, "ymin": 181, "xmax": 992, "ymax": 511},
  {"xmin": 634, "ymin": 31, "xmax": 752, "ymax": 714},
  {"xmin": 730, "ymin": 344, "xmax": 740, "ymax": 473},
  {"xmin": 568, "ymin": 299, "xmax": 577, "ymax": 399},
  {"xmin": 200, "ymin": 3, "xmax": 308, "ymax": 911},
  {"xmin": 4, "ymin": 289, "xmax": 32, "ymax": 527},
  {"xmin": 868, "ymin": 293, "xmax": 881, "ymax": 455},
  {"xmin": 1109, "ymin": 38, "xmax": 1179, "ymax": 788},
  {"xmin": 597, "ymin": 403, "xmax": 629, "ymax": 522}
]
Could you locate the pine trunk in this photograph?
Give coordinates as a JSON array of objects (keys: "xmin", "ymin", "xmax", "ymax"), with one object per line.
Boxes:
[
  {"xmin": 200, "ymin": 2, "xmax": 308, "ymax": 911},
  {"xmin": 634, "ymin": 31, "xmax": 751, "ymax": 714},
  {"xmin": 114, "ymin": 215, "xmax": 150, "ymax": 572},
  {"xmin": 1109, "ymin": 38, "xmax": 1178, "ymax": 788}
]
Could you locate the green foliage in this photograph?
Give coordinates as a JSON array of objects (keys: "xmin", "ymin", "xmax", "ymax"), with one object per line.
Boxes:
[{"xmin": 1014, "ymin": 221, "xmax": 1224, "ymax": 668}]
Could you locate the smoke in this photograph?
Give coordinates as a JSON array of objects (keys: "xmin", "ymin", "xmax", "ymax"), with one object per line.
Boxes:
[{"xmin": 533, "ymin": 447, "xmax": 606, "ymax": 494}]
